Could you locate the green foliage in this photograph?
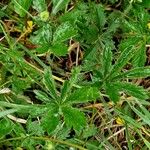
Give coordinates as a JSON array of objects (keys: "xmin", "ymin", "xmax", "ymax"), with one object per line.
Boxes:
[
  {"xmin": 62, "ymin": 106, "xmax": 86, "ymax": 132},
  {"xmin": 43, "ymin": 69, "xmax": 58, "ymax": 99},
  {"xmin": 0, "ymin": 119, "xmax": 13, "ymax": 138},
  {"xmin": 32, "ymin": 0, "xmax": 47, "ymax": 12},
  {"xmin": 41, "ymin": 107, "xmax": 60, "ymax": 134},
  {"xmin": 53, "ymin": 22, "xmax": 77, "ymax": 43},
  {"xmin": 13, "ymin": 0, "xmax": 32, "ymax": 17},
  {"xmin": 0, "ymin": 0, "xmax": 150, "ymax": 149},
  {"xmin": 52, "ymin": 0, "xmax": 70, "ymax": 15},
  {"xmin": 66, "ymin": 86, "xmax": 99, "ymax": 104}
]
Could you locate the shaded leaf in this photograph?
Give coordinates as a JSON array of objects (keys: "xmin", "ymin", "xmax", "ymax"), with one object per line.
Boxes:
[
  {"xmin": 50, "ymin": 43, "xmax": 68, "ymax": 56},
  {"xmin": 105, "ymin": 82, "xmax": 120, "ymax": 103},
  {"xmin": 141, "ymin": 0, "xmax": 150, "ymax": 8},
  {"xmin": 36, "ymin": 43, "xmax": 50, "ymax": 54}
]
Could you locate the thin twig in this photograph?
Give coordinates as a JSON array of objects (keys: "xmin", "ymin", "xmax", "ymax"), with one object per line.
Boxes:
[
  {"xmin": 76, "ymin": 42, "xmax": 80, "ymax": 66},
  {"xmin": 107, "ymin": 127, "xmax": 126, "ymax": 140}
]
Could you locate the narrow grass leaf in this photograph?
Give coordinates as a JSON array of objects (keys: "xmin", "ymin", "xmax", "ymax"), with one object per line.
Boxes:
[
  {"xmin": 137, "ymin": 130, "xmax": 150, "ymax": 149},
  {"xmin": 130, "ymin": 106, "xmax": 150, "ymax": 126},
  {"xmin": 0, "ymin": 109, "xmax": 17, "ymax": 118}
]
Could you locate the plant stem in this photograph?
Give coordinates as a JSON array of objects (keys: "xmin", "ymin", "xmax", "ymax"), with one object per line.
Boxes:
[{"xmin": 0, "ymin": 136, "xmax": 88, "ymax": 150}]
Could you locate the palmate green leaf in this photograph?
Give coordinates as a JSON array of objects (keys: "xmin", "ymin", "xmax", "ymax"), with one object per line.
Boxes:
[
  {"xmin": 27, "ymin": 120, "xmax": 44, "ymax": 136},
  {"xmin": 0, "ymin": 119, "xmax": 13, "ymax": 138},
  {"xmin": 119, "ymin": 38, "xmax": 146, "ymax": 67},
  {"xmin": 62, "ymin": 106, "xmax": 86, "ymax": 132},
  {"xmin": 34, "ymin": 90, "xmax": 51, "ymax": 103},
  {"xmin": 112, "ymin": 66, "xmax": 150, "ymax": 80},
  {"xmin": 41, "ymin": 107, "xmax": 59, "ymax": 134},
  {"xmin": 114, "ymin": 82, "xmax": 148, "ymax": 100},
  {"xmin": 95, "ymin": 4, "xmax": 106, "ymax": 29},
  {"xmin": 102, "ymin": 46, "xmax": 112, "ymax": 76},
  {"xmin": 32, "ymin": 0, "xmax": 47, "ymax": 12},
  {"xmin": 13, "ymin": 0, "xmax": 32, "ymax": 17},
  {"xmin": 119, "ymin": 37, "xmax": 141, "ymax": 52},
  {"xmin": 61, "ymin": 80, "xmax": 70, "ymax": 101},
  {"xmin": 52, "ymin": 0, "xmax": 70, "ymax": 15},
  {"xmin": 31, "ymin": 23, "xmax": 52, "ymax": 45},
  {"xmin": 132, "ymin": 44, "xmax": 146, "ymax": 67},
  {"xmin": 36, "ymin": 43, "xmax": 50, "ymax": 54},
  {"xmin": 50, "ymin": 43, "xmax": 68, "ymax": 56},
  {"xmin": 43, "ymin": 69, "xmax": 58, "ymax": 99},
  {"xmin": 53, "ymin": 22, "xmax": 77, "ymax": 43},
  {"xmin": 66, "ymin": 86, "xmax": 99, "ymax": 104},
  {"xmin": 105, "ymin": 82, "xmax": 120, "ymax": 103},
  {"xmin": 61, "ymin": 67, "xmax": 81, "ymax": 101},
  {"xmin": 110, "ymin": 45, "xmax": 137, "ymax": 77}
]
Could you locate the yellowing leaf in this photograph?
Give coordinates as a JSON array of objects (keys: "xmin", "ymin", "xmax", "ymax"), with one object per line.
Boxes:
[
  {"xmin": 116, "ymin": 117, "xmax": 125, "ymax": 125},
  {"xmin": 147, "ymin": 23, "xmax": 150, "ymax": 29},
  {"xmin": 40, "ymin": 11, "xmax": 49, "ymax": 22},
  {"xmin": 26, "ymin": 20, "xmax": 33, "ymax": 33}
]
